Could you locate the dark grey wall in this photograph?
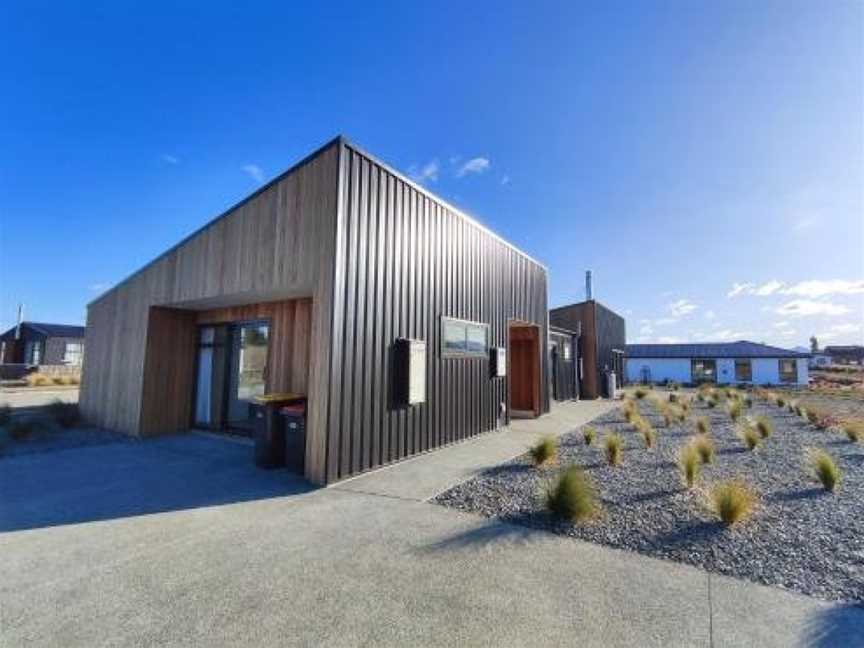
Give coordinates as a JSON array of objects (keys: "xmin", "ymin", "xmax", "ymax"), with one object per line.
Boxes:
[
  {"xmin": 549, "ymin": 330, "xmax": 578, "ymax": 401},
  {"xmin": 324, "ymin": 142, "xmax": 549, "ymax": 482},
  {"xmin": 594, "ymin": 302, "xmax": 626, "ymax": 393}
]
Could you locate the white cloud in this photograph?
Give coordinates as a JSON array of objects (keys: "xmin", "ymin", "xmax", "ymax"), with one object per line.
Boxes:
[
  {"xmin": 753, "ymin": 280, "xmax": 784, "ymax": 296},
  {"xmin": 669, "ymin": 299, "xmax": 697, "ymax": 317},
  {"xmin": 727, "ymin": 282, "xmax": 755, "ymax": 298},
  {"xmin": 242, "ymin": 164, "xmax": 265, "ymax": 183},
  {"xmin": 775, "ymin": 300, "xmax": 851, "ymax": 317},
  {"xmin": 653, "ymin": 317, "xmax": 678, "ymax": 326},
  {"xmin": 829, "ymin": 322, "xmax": 862, "ymax": 334},
  {"xmin": 711, "ymin": 329, "xmax": 753, "ymax": 341},
  {"xmin": 409, "ymin": 159, "xmax": 439, "ymax": 184},
  {"xmin": 456, "ymin": 157, "xmax": 490, "ymax": 177},
  {"xmin": 639, "ymin": 325, "xmax": 654, "ymax": 336},
  {"xmin": 88, "ymin": 282, "xmax": 110, "ymax": 292},
  {"xmin": 500, "ymin": 175, "xmax": 511, "ymax": 186},
  {"xmin": 781, "ymin": 279, "xmax": 864, "ymax": 298},
  {"xmin": 656, "ymin": 336, "xmax": 683, "ymax": 344},
  {"xmin": 161, "ymin": 154, "xmax": 180, "ymax": 165},
  {"xmin": 772, "ymin": 321, "xmax": 790, "ymax": 329},
  {"xmin": 704, "ymin": 310, "xmax": 716, "ymax": 320}
]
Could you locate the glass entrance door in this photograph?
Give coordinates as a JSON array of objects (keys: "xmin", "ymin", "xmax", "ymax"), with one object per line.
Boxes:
[{"xmin": 226, "ymin": 322, "xmax": 270, "ymax": 431}]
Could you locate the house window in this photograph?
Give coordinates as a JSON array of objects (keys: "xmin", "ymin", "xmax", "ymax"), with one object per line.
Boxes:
[
  {"xmin": 64, "ymin": 342, "xmax": 83, "ymax": 365},
  {"xmin": 779, "ymin": 359, "xmax": 797, "ymax": 383},
  {"xmin": 734, "ymin": 359, "xmax": 752, "ymax": 382},
  {"xmin": 441, "ymin": 317, "xmax": 489, "ymax": 357},
  {"xmin": 691, "ymin": 358, "xmax": 716, "ymax": 383},
  {"xmin": 25, "ymin": 341, "xmax": 43, "ymax": 365}
]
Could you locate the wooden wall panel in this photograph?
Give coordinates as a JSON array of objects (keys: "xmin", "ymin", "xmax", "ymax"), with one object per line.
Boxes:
[{"xmin": 80, "ymin": 141, "xmax": 339, "ymax": 484}]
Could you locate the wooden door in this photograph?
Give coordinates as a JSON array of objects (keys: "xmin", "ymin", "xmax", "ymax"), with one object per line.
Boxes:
[{"xmin": 509, "ymin": 325, "xmax": 540, "ymax": 416}]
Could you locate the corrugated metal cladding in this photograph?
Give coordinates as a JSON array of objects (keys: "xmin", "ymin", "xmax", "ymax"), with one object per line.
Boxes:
[
  {"xmin": 548, "ymin": 330, "xmax": 578, "ymax": 401},
  {"xmin": 325, "ymin": 143, "xmax": 549, "ymax": 482}
]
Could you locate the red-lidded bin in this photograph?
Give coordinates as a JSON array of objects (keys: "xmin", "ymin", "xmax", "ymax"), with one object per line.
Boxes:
[{"xmin": 280, "ymin": 402, "xmax": 307, "ymax": 475}]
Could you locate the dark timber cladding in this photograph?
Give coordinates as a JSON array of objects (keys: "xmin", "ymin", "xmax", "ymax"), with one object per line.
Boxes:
[{"xmin": 326, "ymin": 143, "xmax": 549, "ymax": 482}]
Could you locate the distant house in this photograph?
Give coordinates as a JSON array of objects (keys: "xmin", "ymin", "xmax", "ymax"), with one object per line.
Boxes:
[
  {"xmin": 823, "ymin": 345, "xmax": 864, "ymax": 366},
  {"xmin": 809, "ymin": 352, "xmax": 832, "ymax": 369},
  {"xmin": 0, "ymin": 322, "xmax": 86, "ymax": 366},
  {"xmin": 549, "ymin": 300, "xmax": 626, "ymax": 398},
  {"xmin": 625, "ymin": 341, "xmax": 809, "ymax": 386}
]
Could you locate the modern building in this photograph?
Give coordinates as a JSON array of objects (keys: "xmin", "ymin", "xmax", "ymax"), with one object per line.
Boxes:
[
  {"xmin": 625, "ymin": 341, "xmax": 810, "ymax": 386},
  {"xmin": 823, "ymin": 345, "xmax": 864, "ymax": 366},
  {"xmin": 548, "ymin": 326, "xmax": 580, "ymax": 402},
  {"xmin": 549, "ymin": 297, "xmax": 626, "ymax": 398},
  {"xmin": 80, "ymin": 136, "xmax": 550, "ymax": 485},
  {"xmin": 0, "ymin": 322, "xmax": 85, "ymax": 366}
]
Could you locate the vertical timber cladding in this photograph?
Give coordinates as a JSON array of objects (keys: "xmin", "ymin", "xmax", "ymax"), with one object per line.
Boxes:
[{"xmin": 325, "ymin": 142, "xmax": 549, "ymax": 482}]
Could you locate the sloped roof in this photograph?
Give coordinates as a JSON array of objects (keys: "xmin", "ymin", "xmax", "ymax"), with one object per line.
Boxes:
[
  {"xmin": 625, "ymin": 341, "xmax": 808, "ymax": 359},
  {"xmin": 0, "ymin": 322, "xmax": 85, "ymax": 340}
]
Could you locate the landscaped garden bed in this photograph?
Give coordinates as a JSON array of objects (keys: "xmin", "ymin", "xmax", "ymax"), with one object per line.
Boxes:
[{"xmin": 434, "ymin": 388, "xmax": 864, "ymax": 603}]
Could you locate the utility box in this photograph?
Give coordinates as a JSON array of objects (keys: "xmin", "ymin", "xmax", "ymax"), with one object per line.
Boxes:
[
  {"xmin": 394, "ymin": 338, "xmax": 426, "ymax": 406},
  {"xmin": 280, "ymin": 403, "xmax": 307, "ymax": 474},
  {"xmin": 252, "ymin": 402, "xmax": 286, "ymax": 469},
  {"xmin": 490, "ymin": 347, "xmax": 507, "ymax": 378}
]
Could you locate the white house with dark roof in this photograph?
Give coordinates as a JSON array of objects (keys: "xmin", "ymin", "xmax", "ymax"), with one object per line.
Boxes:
[{"xmin": 625, "ymin": 341, "xmax": 809, "ymax": 387}]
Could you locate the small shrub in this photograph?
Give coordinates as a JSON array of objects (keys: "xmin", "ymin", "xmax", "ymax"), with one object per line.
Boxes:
[
  {"xmin": 754, "ymin": 415, "xmax": 773, "ymax": 439},
  {"xmin": 634, "ymin": 387, "xmax": 649, "ymax": 400},
  {"xmin": 696, "ymin": 392, "xmax": 705, "ymax": 403},
  {"xmin": 669, "ymin": 392, "xmax": 678, "ymax": 403},
  {"xmin": 738, "ymin": 423, "xmax": 761, "ymax": 451},
  {"xmin": 622, "ymin": 399, "xmax": 637, "ymax": 423},
  {"xmin": 0, "ymin": 403, "xmax": 11, "ymax": 427},
  {"xmin": 604, "ymin": 433, "xmax": 623, "ymax": 466},
  {"xmin": 583, "ymin": 426, "xmax": 596, "ymax": 446},
  {"xmin": 775, "ymin": 395, "xmax": 786, "ymax": 408},
  {"xmin": 8, "ymin": 417, "xmax": 39, "ymax": 441},
  {"xmin": 640, "ymin": 423, "xmax": 657, "ymax": 449},
  {"xmin": 692, "ymin": 435, "xmax": 715, "ymax": 464},
  {"xmin": 806, "ymin": 448, "xmax": 842, "ymax": 492},
  {"xmin": 47, "ymin": 400, "xmax": 81, "ymax": 428},
  {"xmin": 842, "ymin": 420, "xmax": 864, "ymax": 443},
  {"xmin": 695, "ymin": 416, "xmax": 710, "ymax": 435},
  {"xmin": 545, "ymin": 467, "xmax": 602, "ymax": 522},
  {"xmin": 528, "ymin": 436, "xmax": 558, "ymax": 467},
  {"xmin": 728, "ymin": 399, "xmax": 743, "ymax": 423},
  {"xmin": 678, "ymin": 444, "xmax": 701, "ymax": 488},
  {"xmin": 706, "ymin": 398, "xmax": 717, "ymax": 409},
  {"xmin": 709, "ymin": 480, "xmax": 757, "ymax": 525}
]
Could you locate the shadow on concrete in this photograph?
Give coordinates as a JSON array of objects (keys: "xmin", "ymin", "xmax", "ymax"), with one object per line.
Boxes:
[
  {"xmin": 419, "ymin": 514, "xmax": 541, "ymax": 553},
  {"xmin": 0, "ymin": 433, "xmax": 315, "ymax": 532},
  {"xmin": 803, "ymin": 603, "xmax": 864, "ymax": 647}
]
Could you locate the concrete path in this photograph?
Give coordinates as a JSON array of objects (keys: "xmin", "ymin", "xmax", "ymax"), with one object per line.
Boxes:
[{"xmin": 2, "ymin": 401, "xmax": 861, "ymax": 647}]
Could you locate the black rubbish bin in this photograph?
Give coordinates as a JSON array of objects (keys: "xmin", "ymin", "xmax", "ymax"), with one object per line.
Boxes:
[
  {"xmin": 280, "ymin": 402, "xmax": 307, "ymax": 474},
  {"xmin": 253, "ymin": 402, "xmax": 286, "ymax": 469}
]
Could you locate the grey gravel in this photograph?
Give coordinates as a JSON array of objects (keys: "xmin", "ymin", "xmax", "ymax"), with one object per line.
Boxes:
[{"xmin": 434, "ymin": 397, "xmax": 864, "ymax": 603}]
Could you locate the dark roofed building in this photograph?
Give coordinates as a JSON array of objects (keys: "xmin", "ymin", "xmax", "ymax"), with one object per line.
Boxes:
[
  {"xmin": 625, "ymin": 341, "xmax": 809, "ymax": 386},
  {"xmin": 0, "ymin": 322, "xmax": 86, "ymax": 366},
  {"xmin": 823, "ymin": 345, "xmax": 864, "ymax": 365}
]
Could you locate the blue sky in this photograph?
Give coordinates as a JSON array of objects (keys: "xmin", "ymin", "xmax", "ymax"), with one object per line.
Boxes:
[{"xmin": 2, "ymin": 1, "xmax": 862, "ymax": 348}]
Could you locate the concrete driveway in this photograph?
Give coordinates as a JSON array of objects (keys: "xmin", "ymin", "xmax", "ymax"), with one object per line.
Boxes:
[{"xmin": 2, "ymin": 402, "xmax": 861, "ymax": 647}]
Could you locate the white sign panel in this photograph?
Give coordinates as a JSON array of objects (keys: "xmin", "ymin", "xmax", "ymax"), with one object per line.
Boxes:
[{"xmin": 408, "ymin": 340, "xmax": 426, "ymax": 404}]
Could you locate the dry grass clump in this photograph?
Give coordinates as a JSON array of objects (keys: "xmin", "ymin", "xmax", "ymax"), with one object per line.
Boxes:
[
  {"xmin": 621, "ymin": 399, "xmax": 637, "ymax": 423},
  {"xmin": 806, "ymin": 448, "xmax": 842, "ymax": 492},
  {"xmin": 738, "ymin": 422, "xmax": 761, "ymax": 451},
  {"xmin": 583, "ymin": 426, "xmax": 596, "ymax": 446},
  {"xmin": 706, "ymin": 397, "xmax": 717, "ymax": 409},
  {"xmin": 678, "ymin": 444, "xmax": 702, "ymax": 488},
  {"xmin": 545, "ymin": 467, "xmax": 602, "ymax": 522},
  {"xmin": 775, "ymin": 394, "xmax": 787, "ymax": 408},
  {"xmin": 754, "ymin": 415, "xmax": 773, "ymax": 439},
  {"xmin": 709, "ymin": 480, "xmax": 757, "ymax": 525},
  {"xmin": 604, "ymin": 433, "xmax": 623, "ymax": 466},
  {"xmin": 793, "ymin": 403, "xmax": 805, "ymax": 417},
  {"xmin": 728, "ymin": 399, "xmax": 743, "ymax": 423},
  {"xmin": 638, "ymin": 420, "xmax": 657, "ymax": 449},
  {"xmin": 743, "ymin": 394, "xmax": 753, "ymax": 408},
  {"xmin": 634, "ymin": 387, "xmax": 649, "ymax": 400},
  {"xmin": 695, "ymin": 416, "xmax": 710, "ymax": 435},
  {"xmin": 842, "ymin": 420, "xmax": 864, "ymax": 443},
  {"xmin": 47, "ymin": 400, "xmax": 80, "ymax": 428},
  {"xmin": 528, "ymin": 436, "xmax": 558, "ymax": 467},
  {"xmin": 692, "ymin": 435, "xmax": 716, "ymax": 464},
  {"xmin": 25, "ymin": 372, "xmax": 54, "ymax": 387}
]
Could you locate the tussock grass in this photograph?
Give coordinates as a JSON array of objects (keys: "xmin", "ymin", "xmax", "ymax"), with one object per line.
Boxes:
[
  {"xmin": 738, "ymin": 423, "xmax": 761, "ymax": 451},
  {"xmin": 754, "ymin": 415, "xmax": 773, "ymax": 439},
  {"xmin": 775, "ymin": 395, "xmax": 787, "ymax": 408},
  {"xmin": 583, "ymin": 426, "xmax": 596, "ymax": 446},
  {"xmin": 634, "ymin": 387, "xmax": 649, "ymax": 400},
  {"xmin": 842, "ymin": 420, "xmax": 864, "ymax": 443},
  {"xmin": 709, "ymin": 480, "xmax": 757, "ymax": 525},
  {"xmin": 545, "ymin": 467, "xmax": 602, "ymax": 522},
  {"xmin": 604, "ymin": 433, "xmax": 623, "ymax": 466},
  {"xmin": 678, "ymin": 444, "xmax": 701, "ymax": 488},
  {"xmin": 793, "ymin": 403, "xmax": 805, "ymax": 417},
  {"xmin": 47, "ymin": 400, "xmax": 80, "ymax": 428},
  {"xmin": 669, "ymin": 393, "xmax": 678, "ymax": 403},
  {"xmin": 639, "ymin": 422, "xmax": 657, "ymax": 449},
  {"xmin": 692, "ymin": 435, "xmax": 716, "ymax": 464},
  {"xmin": 728, "ymin": 399, "xmax": 743, "ymax": 423},
  {"xmin": 528, "ymin": 436, "xmax": 558, "ymax": 467},
  {"xmin": 622, "ymin": 399, "xmax": 637, "ymax": 423},
  {"xmin": 806, "ymin": 448, "xmax": 842, "ymax": 492},
  {"xmin": 695, "ymin": 416, "xmax": 710, "ymax": 435},
  {"xmin": 25, "ymin": 372, "xmax": 53, "ymax": 387}
]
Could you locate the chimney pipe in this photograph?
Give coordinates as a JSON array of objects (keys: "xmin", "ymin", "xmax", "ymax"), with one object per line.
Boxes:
[
  {"xmin": 585, "ymin": 270, "xmax": 593, "ymax": 301},
  {"xmin": 15, "ymin": 303, "xmax": 23, "ymax": 340}
]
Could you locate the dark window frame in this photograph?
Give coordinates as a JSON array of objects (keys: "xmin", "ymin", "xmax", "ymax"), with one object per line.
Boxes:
[
  {"xmin": 441, "ymin": 316, "xmax": 489, "ymax": 358},
  {"xmin": 734, "ymin": 359, "xmax": 752, "ymax": 382},
  {"xmin": 778, "ymin": 358, "xmax": 797, "ymax": 383},
  {"xmin": 691, "ymin": 358, "xmax": 717, "ymax": 383}
]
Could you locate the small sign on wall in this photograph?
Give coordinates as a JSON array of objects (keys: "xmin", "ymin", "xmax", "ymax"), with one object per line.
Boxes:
[
  {"xmin": 395, "ymin": 338, "xmax": 426, "ymax": 405},
  {"xmin": 491, "ymin": 347, "xmax": 507, "ymax": 377}
]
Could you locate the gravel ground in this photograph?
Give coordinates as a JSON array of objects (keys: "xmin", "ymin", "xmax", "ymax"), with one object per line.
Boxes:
[{"xmin": 434, "ymin": 396, "xmax": 864, "ymax": 603}]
